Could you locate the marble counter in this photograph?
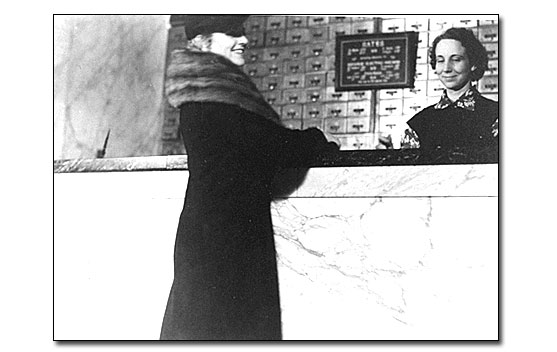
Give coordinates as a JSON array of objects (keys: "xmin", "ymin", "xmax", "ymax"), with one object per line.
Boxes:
[
  {"xmin": 54, "ymin": 153, "xmax": 498, "ymax": 340},
  {"xmin": 54, "ymin": 147, "xmax": 498, "ymax": 173}
]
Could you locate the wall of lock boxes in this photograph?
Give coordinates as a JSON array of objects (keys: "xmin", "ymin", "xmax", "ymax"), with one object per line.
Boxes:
[{"xmin": 161, "ymin": 15, "xmax": 499, "ymax": 154}]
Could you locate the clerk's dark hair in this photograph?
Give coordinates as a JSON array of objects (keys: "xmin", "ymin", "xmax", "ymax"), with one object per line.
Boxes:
[{"xmin": 429, "ymin": 27, "xmax": 488, "ymax": 81}]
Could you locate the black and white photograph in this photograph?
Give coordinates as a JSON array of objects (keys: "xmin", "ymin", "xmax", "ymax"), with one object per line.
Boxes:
[{"xmin": 53, "ymin": 14, "xmax": 501, "ymax": 342}]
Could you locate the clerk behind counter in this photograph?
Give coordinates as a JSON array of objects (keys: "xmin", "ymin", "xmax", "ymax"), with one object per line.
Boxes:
[{"xmin": 401, "ymin": 27, "xmax": 499, "ymax": 150}]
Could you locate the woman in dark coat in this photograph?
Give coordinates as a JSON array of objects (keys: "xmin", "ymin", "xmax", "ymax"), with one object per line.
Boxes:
[
  {"xmin": 160, "ymin": 15, "xmax": 339, "ymax": 340},
  {"xmin": 402, "ymin": 27, "xmax": 499, "ymax": 150}
]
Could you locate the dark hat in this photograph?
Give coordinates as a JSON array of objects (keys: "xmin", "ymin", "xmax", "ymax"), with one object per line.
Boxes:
[{"xmin": 183, "ymin": 15, "xmax": 249, "ymax": 39}]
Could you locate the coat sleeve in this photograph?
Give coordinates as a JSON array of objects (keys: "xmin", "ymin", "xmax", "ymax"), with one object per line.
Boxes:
[
  {"xmin": 239, "ymin": 108, "xmax": 339, "ymax": 168},
  {"xmin": 180, "ymin": 102, "xmax": 339, "ymax": 168}
]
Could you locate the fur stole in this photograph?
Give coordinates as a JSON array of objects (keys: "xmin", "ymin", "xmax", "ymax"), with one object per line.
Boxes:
[{"xmin": 166, "ymin": 49, "xmax": 281, "ymax": 124}]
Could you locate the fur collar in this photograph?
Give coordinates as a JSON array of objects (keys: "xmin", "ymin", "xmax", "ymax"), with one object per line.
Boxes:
[{"xmin": 165, "ymin": 49, "xmax": 281, "ymax": 124}]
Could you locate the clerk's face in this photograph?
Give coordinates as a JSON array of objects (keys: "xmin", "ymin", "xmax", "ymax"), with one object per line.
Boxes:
[
  {"xmin": 434, "ymin": 39, "xmax": 475, "ymax": 91},
  {"xmin": 208, "ymin": 33, "xmax": 249, "ymax": 66}
]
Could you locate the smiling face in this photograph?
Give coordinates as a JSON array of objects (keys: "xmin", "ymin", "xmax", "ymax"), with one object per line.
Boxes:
[
  {"xmin": 207, "ymin": 32, "xmax": 248, "ymax": 66},
  {"xmin": 434, "ymin": 39, "xmax": 475, "ymax": 94}
]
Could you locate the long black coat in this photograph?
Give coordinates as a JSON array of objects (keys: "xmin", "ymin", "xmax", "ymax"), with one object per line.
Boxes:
[
  {"xmin": 160, "ymin": 102, "xmax": 338, "ymax": 340},
  {"xmin": 407, "ymin": 94, "xmax": 499, "ymax": 150}
]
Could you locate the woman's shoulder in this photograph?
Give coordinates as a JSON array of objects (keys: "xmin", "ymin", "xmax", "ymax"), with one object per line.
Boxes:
[
  {"xmin": 407, "ymin": 103, "xmax": 437, "ymax": 125},
  {"xmin": 475, "ymin": 94, "xmax": 499, "ymax": 117}
]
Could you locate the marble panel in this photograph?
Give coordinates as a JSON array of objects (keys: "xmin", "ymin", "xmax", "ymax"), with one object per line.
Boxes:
[
  {"xmin": 294, "ymin": 164, "xmax": 498, "ymax": 198},
  {"xmin": 54, "ymin": 15, "xmax": 170, "ymax": 159},
  {"xmin": 272, "ymin": 196, "xmax": 498, "ymax": 340}
]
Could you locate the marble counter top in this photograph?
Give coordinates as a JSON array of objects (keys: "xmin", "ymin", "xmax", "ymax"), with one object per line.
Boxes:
[{"xmin": 54, "ymin": 147, "xmax": 498, "ymax": 173}]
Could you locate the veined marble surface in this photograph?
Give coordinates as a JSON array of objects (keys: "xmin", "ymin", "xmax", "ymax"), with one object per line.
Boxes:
[
  {"xmin": 291, "ymin": 163, "xmax": 497, "ymax": 197},
  {"xmin": 54, "ymin": 163, "xmax": 498, "ymax": 340},
  {"xmin": 54, "ymin": 15, "xmax": 169, "ymax": 159},
  {"xmin": 272, "ymin": 196, "xmax": 498, "ymax": 340}
]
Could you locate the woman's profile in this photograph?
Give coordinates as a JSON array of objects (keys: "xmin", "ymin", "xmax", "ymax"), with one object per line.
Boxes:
[{"xmin": 159, "ymin": 15, "xmax": 339, "ymax": 340}]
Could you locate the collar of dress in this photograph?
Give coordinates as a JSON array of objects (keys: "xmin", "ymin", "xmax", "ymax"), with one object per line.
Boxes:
[{"xmin": 434, "ymin": 87, "xmax": 479, "ymax": 111}]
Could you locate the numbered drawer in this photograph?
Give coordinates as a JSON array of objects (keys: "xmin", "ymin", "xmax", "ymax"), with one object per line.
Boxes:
[
  {"xmin": 403, "ymin": 98, "xmax": 428, "ymax": 116},
  {"xmin": 286, "ymin": 28, "xmax": 310, "ymax": 44},
  {"xmin": 263, "ymin": 47, "xmax": 284, "ymax": 61},
  {"xmin": 324, "ymin": 118, "xmax": 347, "ymax": 134},
  {"xmin": 286, "ymin": 45, "xmax": 306, "ymax": 59},
  {"xmin": 416, "ymin": 47, "xmax": 428, "ymax": 64},
  {"xmin": 266, "ymin": 15, "xmax": 287, "ymax": 31},
  {"xmin": 347, "ymin": 100, "xmax": 372, "ymax": 117},
  {"xmin": 378, "ymin": 115, "xmax": 404, "ymax": 132},
  {"xmin": 382, "ymin": 18, "xmax": 405, "ymax": 33},
  {"xmin": 484, "ymin": 42, "xmax": 499, "ymax": 60},
  {"xmin": 348, "ymin": 90, "xmax": 371, "ymax": 101},
  {"xmin": 244, "ymin": 63, "xmax": 266, "ymax": 78},
  {"xmin": 246, "ymin": 32, "xmax": 265, "ymax": 48},
  {"xmin": 485, "ymin": 59, "xmax": 499, "ymax": 76},
  {"xmin": 264, "ymin": 61, "xmax": 283, "ymax": 76},
  {"xmin": 326, "ymin": 87, "xmax": 348, "ymax": 102},
  {"xmin": 427, "ymin": 79, "xmax": 445, "ymax": 97},
  {"xmin": 262, "ymin": 91, "xmax": 282, "ymax": 106},
  {"xmin": 346, "ymin": 117, "xmax": 371, "ymax": 133},
  {"xmin": 326, "ymin": 71, "xmax": 337, "ymax": 87},
  {"xmin": 305, "ymin": 73, "xmax": 327, "ymax": 88},
  {"xmin": 329, "ymin": 23, "xmax": 352, "ymax": 40},
  {"xmin": 403, "ymin": 80, "xmax": 427, "ymax": 98},
  {"xmin": 167, "ymin": 26, "xmax": 187, "ymax": 50},
  {"xmin": 306, "ymin": 43, "xmax": 327, "ymax": 57},
  {"xmin": 308, "ymin": 16, "xmax": 329, "ymax": 27},
  {"xmin": 282, "ymin": 88, "xmax": 305, "ymax": 104},
  {"xmin": 309, "ymin": 27, "xmax": 328, "ymax": 42},
  {"xmin": 405, "ymin": 17, "xmax": 429, "ymax": 32},
  {"xmin": 429, "ymin": 18, "xmax": 451, "ymax": 31},
  {"xmin": 283, "ymin": 59, "xmax": 305, "ymax": 75},
  {"xmin": 417, "ymin": 31, "xmax": 429, "ymax": 48},
  {"xmin": 479, "ymin": 18, "xmax": 498, "ymax": 26},
  {"xmin": 245, "ymin": 16, "xmax": 266, "ymax": 32},
  {"xmin": 378, "ymin": 99, "xmax": 403, "ymax": 116},
  {"xmin": 281, "ymin": 104, "xmax": 303, "ymax": 120},
  {"xmin": 287, "ymin": 16, "xmax": 308, "ymax": 28},
  {"xmin": 246, "ymin": 48, "xmax": 264, "ymax": 63},
  {"xmin": 325, "ymin": 102, "xmax": 348, "ymax": 118},
  {"xmin": 303, "ymin": 103, "xmax": 325, "ymax": 119},
  {"xmin": 305, "ymin": 56, "xmax": 327, "ymax": 72},
  {"xmin": 329, "ymin": 16, "xmax": 352, "ymax": 24},
  {"xmin": 265, "ymin": 29, "xmax": 286, "ymax": 46},
  {"xmin": 261, "ymin": 76, "xmax": 283, "ymax": 91},
  {"xmin": 415, "ymin": 63, "xmax": 429, "ymax": 81},
  {"xmin": 379, "ymin": 88, "xmax": 403, "ymax": 100},
  {"xmin": 305, "ymin": 88, "xmax": 326, "ymax": 103},
  {"xmin": 283, "ymin": 74, "xmax": 305, "ymax": 89},
  {"xmin": 344, "ymin": 135, "xmax": 374, "ymax": 150},
  {"xmin": 478, "ymin": 76, "xmax": 499, "ymax": 94},
  {"xmin": 352, "ymin": 20, "xmax": 375, "ymax": 35},
  {"xmin": 303, "ymin": 118, "xmax": 323, "ymax": 130},
  {"xmin": 452, "ymin": 17, "xmax": 478, "ymax": 28},
  {"xmin": 283, "ymin": 119, "xmax": 302, "ymax": 130},
  {"xmin": 478, "ymin": 25, "xmax": 498, "ymax": 42}
]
